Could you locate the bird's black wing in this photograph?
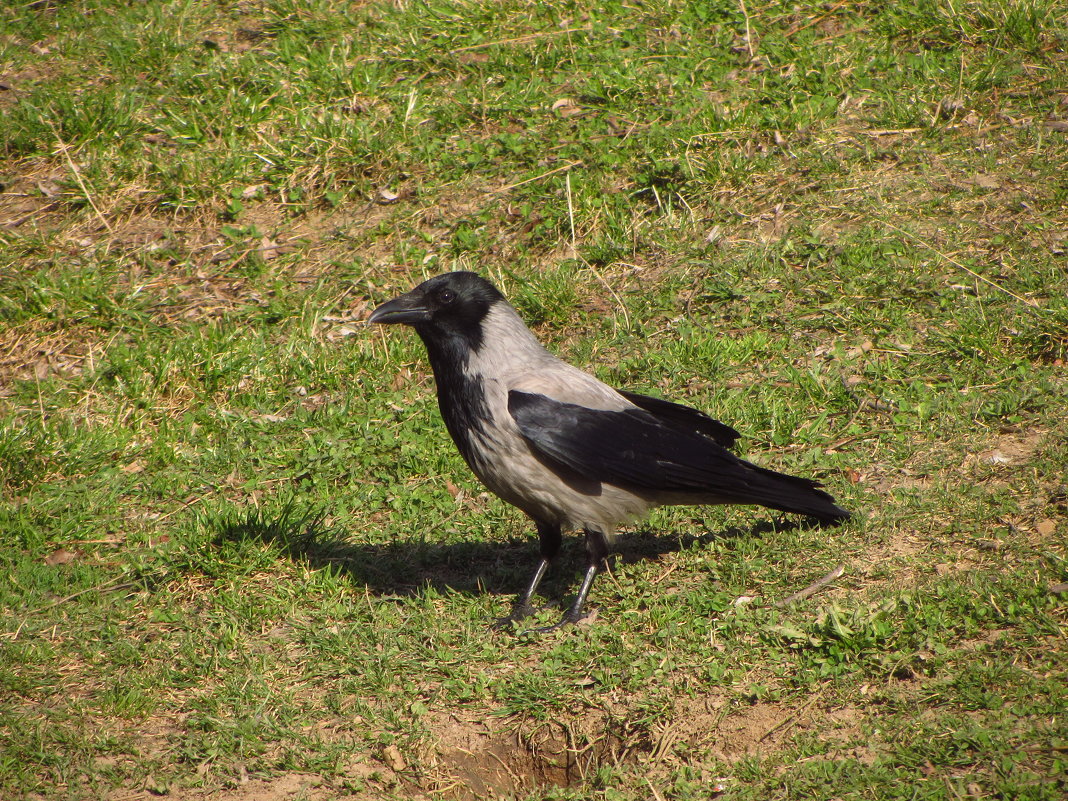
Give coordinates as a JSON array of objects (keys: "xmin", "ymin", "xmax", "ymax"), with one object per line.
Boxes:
[
  {"xmin": 508, "ymin": 390, "xmax": 746, "ymax": 492},
  {"xmin": 507, "ymin": 390, "xmax": 850, "ymax": 523},
  {"xmin": 616, "ymin": 389, "xmax": 740, "ymax": 448}
]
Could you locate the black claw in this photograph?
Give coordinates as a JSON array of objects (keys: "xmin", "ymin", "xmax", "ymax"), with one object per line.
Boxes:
[
  {"xmin": 519, "ymin": 606, "xmax": 595, "ymax": 636},
  {"xmin": 490, "ymin": 602, "xmax": 538, "ymax": 631}
]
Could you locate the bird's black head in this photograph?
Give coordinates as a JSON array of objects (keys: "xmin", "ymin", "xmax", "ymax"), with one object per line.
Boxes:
[{"xmin": 368, "ymin": 271, "xmax": 505, "ymax": 351}]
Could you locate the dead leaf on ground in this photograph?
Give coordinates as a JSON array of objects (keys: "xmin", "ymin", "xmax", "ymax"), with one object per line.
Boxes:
[
  {"xmin": 1035, "ymin": 519, "xmax": 1057, "ymax": 537},
  {"xmin": 845, "ymin": 340, "xmax": 874, "ymax": 359},
  {"xmin": 983, "ymin": 450, "xmax": 1013, "ymax": 465},
  {"xmin": 551, "ymin": 97, "xmax": 583, "ymax": 117},
  {"xmin": 576, "ymin": 608, "xmax": 599, "ymax": 626},
  {"xmin": 391, "ymin": 368, "xmax": 411, "ymax": 390},
  {"xmin": 257, "ymin": 236, "xmax": 283, "ymax": 260},
  {"xmin": 381, "ymin": 744, "xmax": 406, "ymax": 771},
  {"xmin": 44, "ymin": 548, "xmax": 76, "ymax": 566},
  {"xmin": 935, "ymin": 97, "xmax": 965, "ymax": 119},
  {"xmin": 36, "ymin": 180, "xmax": 62, "ymax": 197}
]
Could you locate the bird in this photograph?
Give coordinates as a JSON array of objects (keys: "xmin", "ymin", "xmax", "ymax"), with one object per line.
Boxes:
[{"xmin": 368, "ymin": 271, "xmax": 850, "ymax": 632}]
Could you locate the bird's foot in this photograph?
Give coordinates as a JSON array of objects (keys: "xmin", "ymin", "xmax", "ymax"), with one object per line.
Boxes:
[
  {"xmin": 519, "ymin": 606, "xmax": 597, "ymax": 636},
  {"xmin": 490, "ymin": 602, "xmax": 539, "ymax": 631}
]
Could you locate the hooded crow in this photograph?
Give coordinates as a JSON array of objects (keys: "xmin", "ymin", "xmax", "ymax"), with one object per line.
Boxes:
[{"xmin": 369, "ymin": 271, "xmax": 850, "ymax": 631}]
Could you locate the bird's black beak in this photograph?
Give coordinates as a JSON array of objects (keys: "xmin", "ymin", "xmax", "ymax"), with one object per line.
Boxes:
[{"xmin": 367, "ymin": 289, "xmax": 431, "ymax": 325}]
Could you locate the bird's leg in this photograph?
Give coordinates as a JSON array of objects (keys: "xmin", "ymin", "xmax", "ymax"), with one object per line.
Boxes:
[
  {"xmin": 527, "ymin": 528, "xmax": 610, "ymax": 634},
  {"xmin": 505, "ymin": 557, "xmax": 550, "ymax": 620},
  {"xmin": 493, "ymin": 520, "xmax": 561, "ymax": 629}
]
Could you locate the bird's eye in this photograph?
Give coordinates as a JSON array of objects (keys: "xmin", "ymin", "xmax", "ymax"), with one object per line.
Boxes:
[{"xmin": 437, "ymin": 288, "xmax": 455, "ymax": 304}]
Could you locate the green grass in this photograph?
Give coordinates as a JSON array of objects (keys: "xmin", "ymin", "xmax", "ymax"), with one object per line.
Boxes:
[{"xmin": 2, "ymin": 0, "xmax": 1067, "ymax": 798}]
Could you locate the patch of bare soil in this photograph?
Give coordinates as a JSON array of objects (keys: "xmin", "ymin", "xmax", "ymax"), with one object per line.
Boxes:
[
  {"xmin": 106, "ymin": 773, "xmax": 341, "ymax": 801},
  {"xmin": 0, "ymin": 322, "xmax": 105, "ymax": 392},
  {"xmin": 422, "ymin": 709, "xmax": 623, "ymax": 799},
  {"xmin": 850, "ymin": 425, "xmax": 1059, "ymax": 587},
  {"xmin": 967, "ymin": 428, "xmax": 1047, "ymax": 474},
  {"xmin": 660, "ymin": 694, "xmax": 867, "ymax": 765},
  {"xmin": 412, "ymin": 693, "xmax": 872, "ymax": 798},
  {"xmin": 0, "ymin": 165, "xmax": 70, "ymax": 232}
]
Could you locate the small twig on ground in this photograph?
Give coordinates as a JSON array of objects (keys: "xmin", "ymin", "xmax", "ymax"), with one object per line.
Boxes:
[
  {"xmin": 774, "ymin": 565, "xmax": 845, "ymax": 608},
  {"xmin": 566, "ymin": 171, "xmax": 576, "ymax": 257},
  {"xmin": 48, "ymin": 120, "xmax": 114, "ymax": 235},
  {"xmin": 645, "ymin": 777, "xmax": 668, "ymax": 801},
  {"xmin": 738, "ymin": 0, "xmax": 755, "ymax": 59},
  {"xmin": 155, "ymin": 494, "xmax": 205, "ymax": 522},
  {"xmin": 484, "ymin": 748, "xmax": 522, "ymax": 787},
  {"xmin": 650, "ymin": 722, "xmax": 681, "ymax": 762},
  {"xmin": 860, "ymin": 127, "xmax": 925, "ymax": 136},
  {"xmin": 581, "ymin": 260, "xmax": 631, "ymax": 330},
  {"xmin": 760, "ymin": 694, "xmax": 819, "ymax": 741},
  {"xmin": 498, "ymin": 160, "xmax": 583, "ymax": 192},
  {"xmin": 449, "ymin": 27, "xmax": 591, "ymax": 54},
  {"xmin": 650, "ymin": 560, "xmax": 679, "ymax": 586}
]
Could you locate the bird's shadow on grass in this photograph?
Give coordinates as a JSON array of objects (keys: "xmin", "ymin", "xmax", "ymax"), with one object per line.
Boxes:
[{"xmin": 212, "ymin": 502, "xmax": 821, "ymax": 600}]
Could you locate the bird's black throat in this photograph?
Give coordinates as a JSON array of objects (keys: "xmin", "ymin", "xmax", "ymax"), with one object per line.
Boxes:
[{"xmin": 416, "ymin": 325, "xmax": 492, "ymax": 470}]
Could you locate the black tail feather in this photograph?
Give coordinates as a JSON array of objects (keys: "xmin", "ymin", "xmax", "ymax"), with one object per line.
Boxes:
[{"xmin": 741, "ymin": 462, "xmax": 851, "ymax": 525}]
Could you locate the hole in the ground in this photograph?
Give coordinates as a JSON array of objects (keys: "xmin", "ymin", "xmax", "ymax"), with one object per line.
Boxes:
[{"xmin": 425, "ymin": 711, "xmax": 631, "ymax": 798}]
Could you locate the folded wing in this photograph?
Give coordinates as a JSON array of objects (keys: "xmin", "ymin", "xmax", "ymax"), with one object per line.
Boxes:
[
  {"xmin": 617, "ymin": 389, "xmax": 740, "ymax": 448},
  {"xmin": 508, "ymin": 390, "xmax": 849, "ymax": 523}
]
